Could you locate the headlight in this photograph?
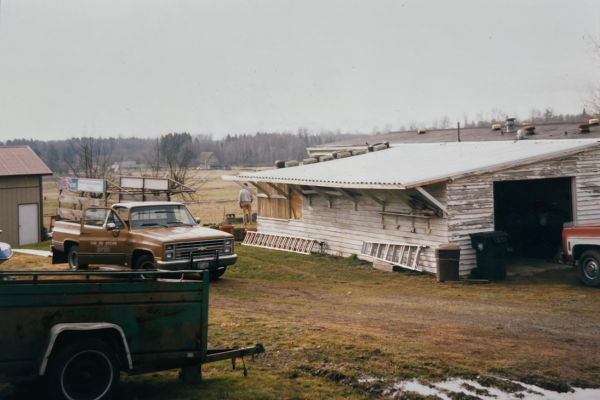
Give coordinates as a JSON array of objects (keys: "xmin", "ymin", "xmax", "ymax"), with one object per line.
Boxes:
[
  {"xmin": 223, "ymin": 240, "xmax": 234, "ymax": 254},
  {"xmin": 166, "ymin": 244, "xmax": 174, "ymax": 251},
  {"xmin": 165, "ymin": 252, "xmax": 174, "ymax": 259}
]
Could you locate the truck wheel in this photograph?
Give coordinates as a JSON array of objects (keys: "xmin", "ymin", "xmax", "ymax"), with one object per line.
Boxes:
[
  {"xmin": 47, "ymin": 338, "xmax": 120, "ymax": 400},
  {"xmin": 579, "ymin": 250, "xmax": 600, "ymax": 287},
  {"xmin": 209, "ymin": 267, "xmax": 227, "ymax": 281},
  {"xmin": 68, "ymin": 245, "xmax": 88, "ymax": 271},
  {"xmin": 134, "ymin": 254, "xmax": 155, "ymax": 279}
]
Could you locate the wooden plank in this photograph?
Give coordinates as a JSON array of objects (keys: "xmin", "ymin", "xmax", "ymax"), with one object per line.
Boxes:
[
  {"xmin": 333, "ymin": 188, "xmax": 358, "ymax": 204},
  {"xmin": 309, "ymin": 186, "xmax": 332, "ymax": 207},
  {"xmin": 265, "ymin": 182, "xmax": 291, "ymax": 200},
  {"xmin": 57, "ymin": 208, "xmax": 83, "ymax": 219},
  {"xmin": 58, "ymin": 195, "xmax": 105, "ymax": 206},
  {"xmin": 289, "ymin": 184, "xmax": 309, "ymax": 200},
  {"xmin": 414, "ymin": 186, "xmax": 449, "ymax": 214},
  {"xmin": 249, "ymin": 182, "xmax": 270, "ymax": 198},
  {"xmin": 359, "ymin": 189, "xmax": 385, "ymax": 210}
]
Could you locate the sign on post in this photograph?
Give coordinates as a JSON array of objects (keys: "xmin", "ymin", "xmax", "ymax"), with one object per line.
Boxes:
[
  {"xmin": 60, "ymin": 177, "xmax": 106, "ymax": 193},
  {"xmin": 120, "ymin": 177, "xmax": 170, "ymax": 191}
]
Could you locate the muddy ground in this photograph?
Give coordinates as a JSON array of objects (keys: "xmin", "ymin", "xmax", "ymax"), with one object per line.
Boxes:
[{"xmin": 2, "ymin": 244, "xmax": 600, "ymax": 399}]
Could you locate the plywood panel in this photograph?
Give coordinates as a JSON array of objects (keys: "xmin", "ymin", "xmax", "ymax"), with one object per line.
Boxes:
[{"xmin": 257, "ymin": 183, "xmax": 290, "ymax": 220}]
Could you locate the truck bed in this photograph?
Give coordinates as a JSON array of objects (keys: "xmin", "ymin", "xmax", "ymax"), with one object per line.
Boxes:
[{"xmin": 0, "ymin": 271, "xmax": 208, "ymax": 377}]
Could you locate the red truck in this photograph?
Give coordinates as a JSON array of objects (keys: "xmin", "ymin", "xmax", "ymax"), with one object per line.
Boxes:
[{"xmin": 562, "ymin": 222, "xmax": 600, "ymax": 287}]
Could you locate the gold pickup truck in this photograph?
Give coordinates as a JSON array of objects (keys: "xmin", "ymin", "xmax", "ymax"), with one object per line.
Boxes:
[{"xmin": 51, "ymin": 202, "xmax": 236, "ymax": 279}]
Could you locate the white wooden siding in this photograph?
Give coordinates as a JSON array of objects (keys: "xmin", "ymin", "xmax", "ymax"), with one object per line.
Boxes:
[
  {"xmin": 257, "ymin": 183, "xmax": 449, "ymax": 273},
  {"xmin": 258, "ymin": 148, "xmax": 600, "ymax": 278},
  {"xmin": 448, "ymin": 149, "xmax": 600, "ymax": 273}
]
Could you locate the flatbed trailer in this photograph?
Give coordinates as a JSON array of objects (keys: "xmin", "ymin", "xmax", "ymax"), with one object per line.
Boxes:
[{"xmin": 0, "ymin": 270, "xmax": 263, "ymax": 400}]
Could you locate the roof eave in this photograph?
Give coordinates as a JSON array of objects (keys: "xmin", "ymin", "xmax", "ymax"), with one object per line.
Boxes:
[
  {"xmin": 223, "ymin": 175, "xmax": 405, "ymax": 189},
  {"xmin": 0, "ymin": 172, "xmax": 53, "ymax": 178}
]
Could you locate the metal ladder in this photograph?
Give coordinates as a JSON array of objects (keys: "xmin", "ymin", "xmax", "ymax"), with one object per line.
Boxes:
[
  {"xmin": 242, "ymin": 231, "xmax": 318, "ymax": 255},
  {"xmin": 360, "ymin": 241, "xmax": 426, "ymax": 271}
]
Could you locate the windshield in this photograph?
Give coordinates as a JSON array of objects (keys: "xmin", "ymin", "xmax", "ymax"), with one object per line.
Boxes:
[{"xmin": 130, "ymin": 205, "xmax": 195, "ymax": 229}]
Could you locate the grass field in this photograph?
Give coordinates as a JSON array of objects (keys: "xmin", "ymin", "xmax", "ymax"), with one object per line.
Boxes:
[{"xmin": 2, "ymin": 244, "xmax": 600, "ymax": 399}]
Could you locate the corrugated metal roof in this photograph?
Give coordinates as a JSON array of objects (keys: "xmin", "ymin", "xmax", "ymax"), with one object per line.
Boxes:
[
  {"xmin": 320, "ymin": 121, "xmax": 598, "ymax": 147},
  {"xmin": 0, "ymin": 146, "xmax": 53, "ymax": 177},
  {"xmin": 230, "ymin": 140, "xmax": 600, "ymax": 189}
]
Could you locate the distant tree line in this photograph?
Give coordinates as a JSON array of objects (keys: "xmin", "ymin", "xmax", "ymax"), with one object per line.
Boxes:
[
  {"xmin": 402, "ymin": 107, "xmax": 590, "ymax": 132},
  {"xmin": 0, "ymin": 130, "xmax": 366, "ymax": 174}
]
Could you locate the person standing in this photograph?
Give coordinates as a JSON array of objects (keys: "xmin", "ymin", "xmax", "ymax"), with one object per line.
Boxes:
[{"xmin": 239, "ymin": 183, "xmax": 254, "ymax": 225}]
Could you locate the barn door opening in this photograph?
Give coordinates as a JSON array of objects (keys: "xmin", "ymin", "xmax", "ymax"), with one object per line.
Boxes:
[{"xmin": 494, "ymin": 178, "xmax": 573, "ymax": 259}]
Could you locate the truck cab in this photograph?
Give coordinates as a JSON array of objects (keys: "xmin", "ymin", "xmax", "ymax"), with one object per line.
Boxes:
[{"xmin": 51, "ymin": 202, "xmax": 236, "ymax": 279}]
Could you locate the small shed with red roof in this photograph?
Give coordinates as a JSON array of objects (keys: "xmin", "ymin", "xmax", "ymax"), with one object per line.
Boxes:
[{"xmin": 0, "ymin": 146, "xmax": 53, "ymax": 246}]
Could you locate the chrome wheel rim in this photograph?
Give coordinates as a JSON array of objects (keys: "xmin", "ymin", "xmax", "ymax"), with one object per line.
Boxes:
[
  {"xmin": 61, "ymin": 350, "xmax": 113, "ymax": 400},
  {"xmin": 138, "ymin": 260, "xmax": 154, "ymax": 279},
  {"xmin": 69, "ymin": 252, "xmax": 78, "ymax": 270},
  {"xmin": 583, "ymin": 258, "xmax": 600, "ymax": 280}
]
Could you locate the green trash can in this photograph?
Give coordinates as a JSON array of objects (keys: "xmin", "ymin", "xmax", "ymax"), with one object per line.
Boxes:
[{"xmin": 469, "ymin": 231, "xmax": 508, "ymax": 280}]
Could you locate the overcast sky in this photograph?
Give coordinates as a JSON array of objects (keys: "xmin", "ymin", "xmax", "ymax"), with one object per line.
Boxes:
[{"xmin": 0, "ymin": 0, "xmax": 599, "ymax": 141}]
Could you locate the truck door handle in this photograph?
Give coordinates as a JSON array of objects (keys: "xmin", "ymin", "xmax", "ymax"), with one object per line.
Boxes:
[{"xmin": 81, "ymin": 232, "xmax": 90, "ymax": 235}]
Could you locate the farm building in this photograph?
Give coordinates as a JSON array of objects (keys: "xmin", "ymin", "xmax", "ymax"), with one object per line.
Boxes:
[
  {"xmin": 198, "ymin": 152, "xmax": 220, "ymax": 170},
  {"xmin": 0, "ymin": 146, "xmax": 52, "ymax": 246},
  {"xmin": 226, "ymin": 131, "xmax": 600, "ymax": 276}
]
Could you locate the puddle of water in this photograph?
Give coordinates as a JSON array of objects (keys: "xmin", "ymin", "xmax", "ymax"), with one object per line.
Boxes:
[{"xmin": 382, "ymin": 377, "xmax": 600, "ymax": 400}]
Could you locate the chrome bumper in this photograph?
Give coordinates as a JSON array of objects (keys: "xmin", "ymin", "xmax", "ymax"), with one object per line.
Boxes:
[{"xmin": 156, "ymin": 254, "xmax": 237, "ymax": 271}]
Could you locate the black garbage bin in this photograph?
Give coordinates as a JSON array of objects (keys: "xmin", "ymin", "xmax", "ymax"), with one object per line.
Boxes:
[
  {"xmin": 469, "ymin": 231, "xmax": 508, "ymax": 280},
  {"xmin": 435, "ymin": 244, "xmax": 461, "ymax": 282}
]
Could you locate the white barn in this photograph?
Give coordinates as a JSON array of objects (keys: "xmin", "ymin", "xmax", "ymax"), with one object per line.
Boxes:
[{"xmin": 226, "ymin": 139, "xmax": 600, "ymax": 276}]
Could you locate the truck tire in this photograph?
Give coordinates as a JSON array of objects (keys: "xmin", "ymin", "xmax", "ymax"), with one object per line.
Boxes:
[
  {"xmin": 209, "ymin": 267, "xmax": 227, "ymax": 281},
  {"xmin": 47, "ymin": 338, "xmax": 120, "ymax": 400},
  {"xmin": 579, "ymin": 250, "xmax": 600, "ymax": 287},
  {"xmin": 68, "ymin": 245, "xmax": 88, "ymax": 271},
  {"xmin": 134, "ymin": 254, "xmax": 155, "ymax": 279}
]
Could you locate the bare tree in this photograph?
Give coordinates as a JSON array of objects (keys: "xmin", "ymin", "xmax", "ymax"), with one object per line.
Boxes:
[
  {"xmin": 529, "ymin": 108, "xmax": 542, "ymax": 123},
  {"xmin": 584, "ymin": 37, "xmax": 600, "ymax": 117},
  {"xmin": 440, "ymin": 115, "xmax": 451, "ymax": 129},
  {"xmin": 62, "ymin": 137, "xmax": 120, "ymax": 182},
  {"xmin": 475, "ymin": 111, "xmax": 485, "ymax": 126},
  {"xmin": 462, "ymin": 112, "xmax": 469, "ymax": 127},
  {"xmin": 160, "ymin": 133, "xmax": 195, "ymax": 187},
  {"xmin": 142, "ymin": 138, "xmax": 161, "ymax": 177}
]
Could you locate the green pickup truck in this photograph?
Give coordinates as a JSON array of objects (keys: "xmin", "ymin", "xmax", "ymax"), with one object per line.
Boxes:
[{"xmin": 0, "ymin": 270, "xmax": 263, "ymax": 400}]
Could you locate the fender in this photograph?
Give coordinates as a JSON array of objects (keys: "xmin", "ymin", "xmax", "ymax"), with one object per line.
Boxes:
[
  {"xmin": 565, "ymin": 237, "xmax": 600, "ymax": 256},
  {"xmin": 38, "ymin": 323, "xmax": 133, "ymax": 375}
]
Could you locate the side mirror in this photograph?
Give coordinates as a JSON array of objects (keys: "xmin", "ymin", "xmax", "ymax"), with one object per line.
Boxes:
[
  {"xmin": 195, "ymin": 217, "xmax": 201, "ymax": 225},
  {"xmin": 106, "ymin": 222, "xmax": 117, "ymax": 231}
]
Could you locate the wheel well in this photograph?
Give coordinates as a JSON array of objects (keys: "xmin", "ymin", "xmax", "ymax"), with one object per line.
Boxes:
[
  {"xmin": 131, "ymin": 249, "xmax": 153, "ymax": 268},
  {"xmin": 64, "ymin": 240, "xmax": 78, "ymax": 254},
  {"xmin": 573, "ymin": 245, "xmax": 600, "ymax": 262},
  {"xmin": 49, "ymin": 329, "xmax": 130, "ymax": 373}
]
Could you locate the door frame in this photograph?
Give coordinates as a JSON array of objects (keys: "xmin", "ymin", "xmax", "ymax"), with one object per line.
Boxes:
[{"xmin": 17, "ymin": 203, "xmax": 40, "ymax": 246}]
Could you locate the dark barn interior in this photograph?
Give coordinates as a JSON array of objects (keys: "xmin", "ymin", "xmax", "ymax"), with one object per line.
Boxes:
[{"xmin": 494, "ymin": 178, "xmax": 573, "ymax": 259}]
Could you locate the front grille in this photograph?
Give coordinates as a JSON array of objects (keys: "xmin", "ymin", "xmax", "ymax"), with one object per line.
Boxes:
[{"xmin": 175, "ymin": 240, "xmax": 227, "ymax": 260}]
